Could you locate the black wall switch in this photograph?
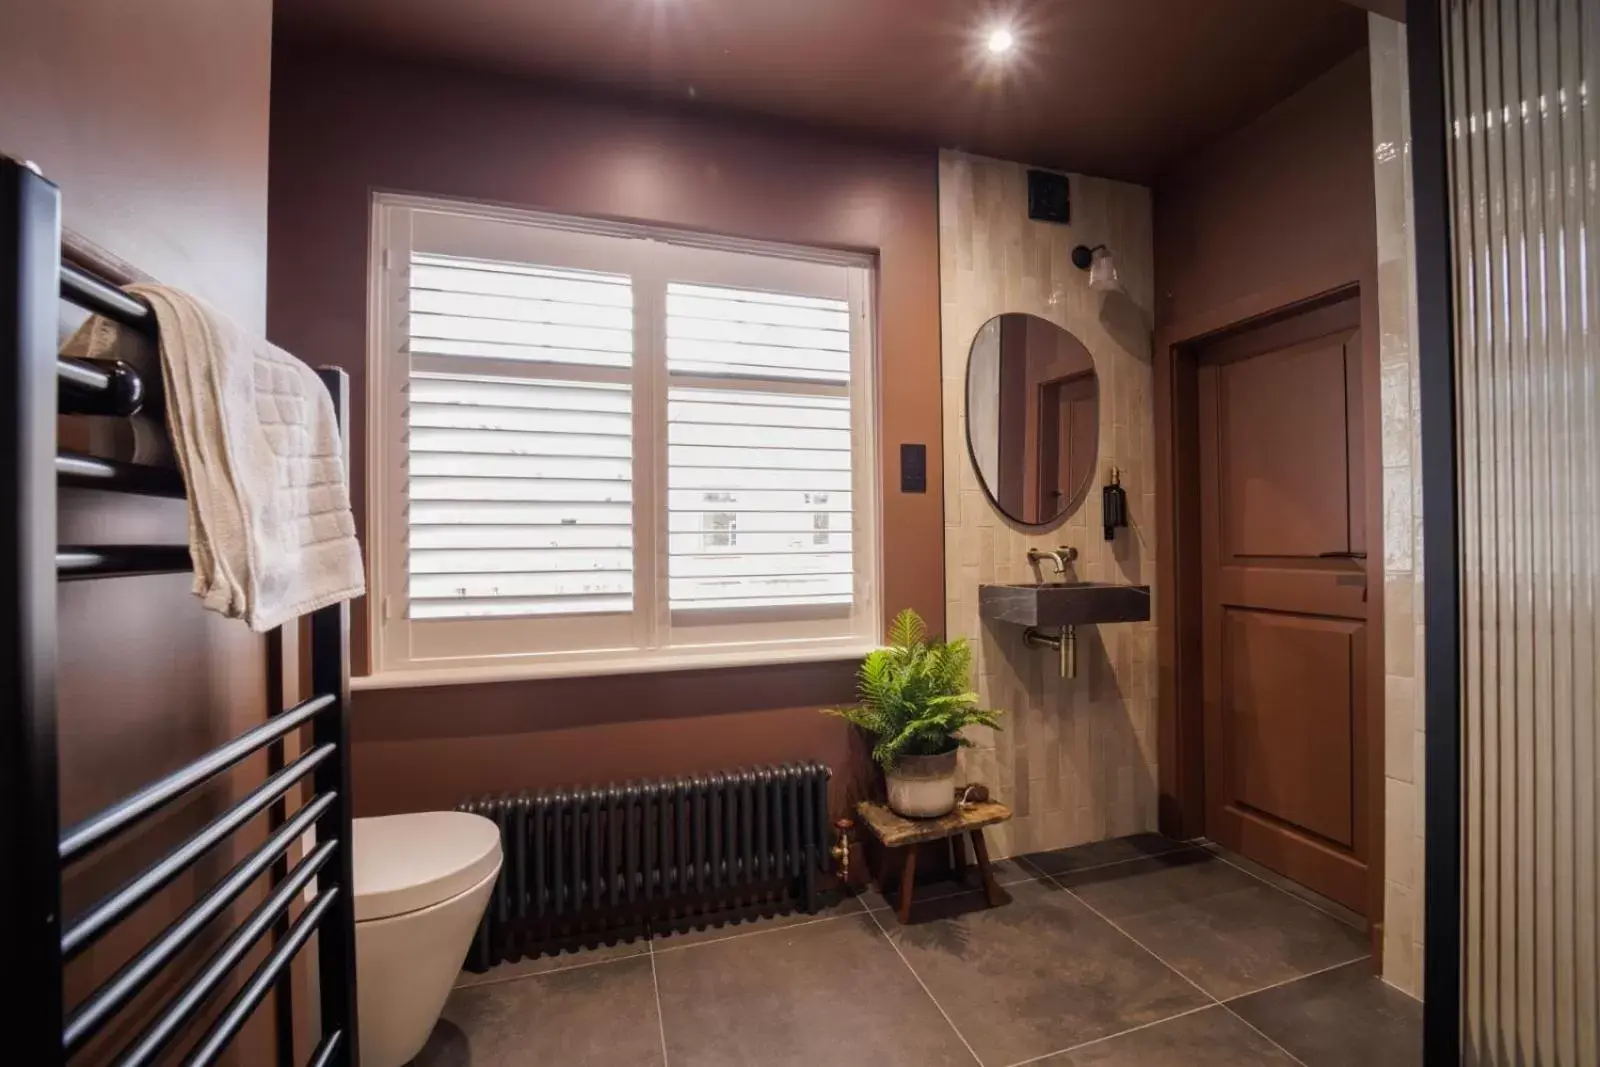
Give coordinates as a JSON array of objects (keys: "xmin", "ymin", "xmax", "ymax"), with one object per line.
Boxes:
[
  {"xmin": 900, "ymin": 443, "xmax": 927, "ymax": 493},
  {"xmin": 1027, "ymin": 169, "xmax": 1070, "ymax": 224}
]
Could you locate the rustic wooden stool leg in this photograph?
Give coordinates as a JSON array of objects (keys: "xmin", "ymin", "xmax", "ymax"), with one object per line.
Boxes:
[
  {"xmin": 877, "ymin": 847, "xmax": 895, "ymax": 898},
  {"xmin": 950, "ymin": 832, "xmax": 968, "ymax": 883},
  {"xmin": 897, "ymin": 843, "xmax": 918, "ymax": 924},
  {"xmin": 968, "ymin": 829, "xmax": 1003, "ymax": 907}
]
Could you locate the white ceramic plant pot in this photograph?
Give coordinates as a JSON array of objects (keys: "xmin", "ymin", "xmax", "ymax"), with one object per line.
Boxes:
[{"xmin": 885, "ymin": 750, "xmax": 958, "ymax": 818}]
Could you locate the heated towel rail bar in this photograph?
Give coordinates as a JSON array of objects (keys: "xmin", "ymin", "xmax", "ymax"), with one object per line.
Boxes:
[{"xmin": 1, "ymin": 156, "xmax": 359, "ymax": 1066}]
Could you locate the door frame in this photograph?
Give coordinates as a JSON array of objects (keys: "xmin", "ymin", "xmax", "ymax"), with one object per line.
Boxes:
[{"xmin": 1154, "ymin": 280, "xmax": 1386, "ymax": 950}]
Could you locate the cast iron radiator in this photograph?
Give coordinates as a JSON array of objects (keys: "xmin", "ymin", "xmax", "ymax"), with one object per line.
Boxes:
[{"xmin": 460, "ymin": 762, "xmax": 832, "ymax": 970}]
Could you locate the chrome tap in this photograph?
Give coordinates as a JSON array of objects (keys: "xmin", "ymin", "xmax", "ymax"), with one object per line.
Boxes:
[{"xmin": 1027, "ymin": 546, "xmax": 1078, "ymax": 576}]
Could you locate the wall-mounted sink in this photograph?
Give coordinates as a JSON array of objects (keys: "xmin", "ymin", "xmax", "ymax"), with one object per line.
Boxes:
[{"xmin": 979, "ymin": 581, "xmax": 1151, "ymax": 628}]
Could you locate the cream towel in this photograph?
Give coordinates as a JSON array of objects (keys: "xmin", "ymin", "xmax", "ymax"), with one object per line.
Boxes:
[{"xmin": 66, "ymin": 286, "xmax": 365, "ymax": 631}]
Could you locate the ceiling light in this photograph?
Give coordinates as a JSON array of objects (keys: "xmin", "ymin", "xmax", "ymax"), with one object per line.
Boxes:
[{"xmin": 985, "ymin": 26, "xmax": 1015, "ymax": 56}]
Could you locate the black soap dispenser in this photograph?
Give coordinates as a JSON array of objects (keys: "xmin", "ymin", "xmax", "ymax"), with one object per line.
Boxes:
[{"xmin": 1102, "ymin": 467, "xmax": 1127, "ymax": 541}]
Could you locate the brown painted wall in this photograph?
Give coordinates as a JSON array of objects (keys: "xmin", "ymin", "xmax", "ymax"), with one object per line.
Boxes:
[
  {"xmin": 266, "ymin": 41, "xmax": 944, "ymax": 819},
  {"xmin": 0, "ymin": 1, "xmax": 278, "ymax": 1062},
  {"xmin": 1151, "ymin": 50, "xmax": 1385, "ymax": 923},
  {"xmin": 1154, "ymin": 50, "xmax": 1378, "ymax": 336}
]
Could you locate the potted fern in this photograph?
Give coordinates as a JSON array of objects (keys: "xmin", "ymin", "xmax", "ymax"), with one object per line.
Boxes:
[{"xmin": 827, "ymin": 609, "xmax": 1003, "ymax": 818}]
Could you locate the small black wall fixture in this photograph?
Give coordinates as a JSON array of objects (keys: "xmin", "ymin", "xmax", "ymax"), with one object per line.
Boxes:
[
  {"xmin": 1027, "ymin": 170, "xmax": 1070, "ymax": 224},
  {"xmin": 1070, "ymin": 244, "xmax": 1103, "ymax": 271}
]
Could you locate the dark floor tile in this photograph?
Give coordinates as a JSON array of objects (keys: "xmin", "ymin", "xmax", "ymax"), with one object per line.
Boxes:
[
  {"xmin": 1229, "ymin": 959, "xmax": 1423, "ymax": 1067},
  {"xmin": 863, "ymin": 854, "xmax": 1041, "ymax": 912},
  {"xmin": 417, "ymin": 954, "xmax": 663, "ymax": 1066},
  {"xmin": 653, "ymin": 913, "xmax": 975, "ymax": 1067},
  {"xmin": 652, "ymin": 890, "xmax": 865, "ymax": 949},
  {"xmin": 1199, "ymin": 842, "xmax": 1367, "ymax": 930},
  {"xmin": 455, "ymin": 936, "xmax": 648, "ymax": 987},
  {"xmin": 1054, "ymin": 847, "xmax": 1256, "ymax": 918},
  {"xmin": 1060, "ymin": 851, "xmax": 1369, "ymax": 999},
  {"xmin": 1023, "ymin": 833, "xmax": 1195, "ymax": 877},
  {"xmin": 883, "ymin": 878, "xmax": 1211, "ymax": 1065},
  {"xmin": 1036, "ymin": 1005, "xmax": 1298, "ymax": 1066}
]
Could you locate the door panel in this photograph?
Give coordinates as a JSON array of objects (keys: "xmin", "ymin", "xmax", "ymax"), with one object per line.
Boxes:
[
  {"xmin": 1197, "ymin": 293, "xmax": 1371, "ymax": 914},
  {"xmin": 1223, "ymin": 609, "xmax": 1358, "ymax": 848},
  {"xmin": 1216, "ymin": 338, "xmax": 1352, "ymax": 559}
]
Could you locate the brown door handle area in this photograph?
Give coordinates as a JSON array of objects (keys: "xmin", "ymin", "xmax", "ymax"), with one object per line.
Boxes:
[{"xmin": 1318, "ymin": 551, "xmax": 1368, "ymax": 559}]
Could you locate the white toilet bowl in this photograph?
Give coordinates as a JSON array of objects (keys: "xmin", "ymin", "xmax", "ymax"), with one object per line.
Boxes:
[{"xmin": 353, "ymin": 811, "xmax": 501, "ymax": 1067}]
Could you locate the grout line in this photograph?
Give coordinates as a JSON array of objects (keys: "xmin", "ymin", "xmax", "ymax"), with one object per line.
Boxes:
[
  {"xmin": 857, "ymin": 844, "xmax": 1210, "ymax": 918},
  {"xmin": 1049, "ymin": 875, "xmax": 1221, "ymax": 1008},
  {"xmin": 1050, "ymin": 869, "xmax": 1325, "ymax": 1067},
  {"xmin": 1379, "ymin": 974, "xmax": 1425, "ymax": 1004},
  {"xmin": 1220, "ymin": 953, "xmax": 1374, "ymax": 1004},
  {"xmin": 1043, "ymin": 876, "xmax": 1318, "ymax": 1067},
  {"xmin": 650, "ymin": 907, "xmax": 863, "ymax": 955},
  {"xmin": 1198, "ymin": 844, "xmax": 1366, "ymax": 932},
  {"xmin": 1016, "ymin": 842, "xmax": 1209, "ymax": 882},
  {"xmin": 454, "ymin": 944, "xmax": 649, "ymax": 989},
  {"xmin": 860, "ymin": 866, "xmax": 1045, "ymax": 913},
  {"xmin": 1217, "ymin": 1002, "xmax": 1311, "ymax": 1067},
  {"xmin": 1001, "ymin": 1003, "xmax": 1219, "ymax": 1067},
  {"xmin": 648, "ymin": 935, "xmax": 671, "ymax": 1067},
  {"xmin": 863, "ymin": 899, "xmax": 986, "ymax": 1067}
]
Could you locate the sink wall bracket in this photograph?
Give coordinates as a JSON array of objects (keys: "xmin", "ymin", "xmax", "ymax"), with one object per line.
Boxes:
[{"xmin": 1023, "ymin": 625, "xmax": 1076, "ymax": 679}]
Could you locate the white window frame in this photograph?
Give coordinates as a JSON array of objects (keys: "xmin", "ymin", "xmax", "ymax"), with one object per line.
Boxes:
[{"xmin": 360, "ymin": 193, "xmax": 882, "ymax": 688}]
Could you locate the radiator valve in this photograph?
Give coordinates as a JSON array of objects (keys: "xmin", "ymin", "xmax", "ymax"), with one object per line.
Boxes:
[{"xmin": 832, "ymin": 817, "xmax": 855, "ymax": 883}]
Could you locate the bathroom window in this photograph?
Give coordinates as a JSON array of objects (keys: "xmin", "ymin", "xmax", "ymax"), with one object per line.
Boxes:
[{"xmin": 364, "ymin": 195, "xmax": 880, "ymax": 684}]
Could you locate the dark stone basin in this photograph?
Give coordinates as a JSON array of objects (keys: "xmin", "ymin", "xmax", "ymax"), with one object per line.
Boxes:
[{"xmin": 978, "ymin": 581, "xmax": 1151, "ymax": 628}]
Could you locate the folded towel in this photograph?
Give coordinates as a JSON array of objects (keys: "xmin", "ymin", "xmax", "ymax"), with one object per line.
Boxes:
[{"xmin": 65, "ymin": 286, "xmax": 365, "ymax": 631}]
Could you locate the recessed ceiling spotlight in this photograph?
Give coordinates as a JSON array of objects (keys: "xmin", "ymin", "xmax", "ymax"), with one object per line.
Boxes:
[{"xmin": 985, "ymin": 26, "xmax": 1015, "ymax": 56}]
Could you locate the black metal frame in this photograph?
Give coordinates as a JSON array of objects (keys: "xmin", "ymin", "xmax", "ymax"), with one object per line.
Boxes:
[
  {"xmin": 0, "ymin": 157, "xmax": 359, "ymax": 1066},
  {"xmin": 1406, "ymin": 3, "xmax": 1463, "ymax": 1064}
]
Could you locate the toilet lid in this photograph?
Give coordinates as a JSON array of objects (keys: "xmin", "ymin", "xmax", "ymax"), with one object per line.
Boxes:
[{"xmin": 352, "ymin": 812, "xmax": 502, "ymax": 922}]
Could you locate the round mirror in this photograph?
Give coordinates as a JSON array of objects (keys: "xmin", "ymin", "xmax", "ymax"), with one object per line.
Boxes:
[{"xmin": 965, "ymin": 313, "xmax": 1099, "ymax": 527}]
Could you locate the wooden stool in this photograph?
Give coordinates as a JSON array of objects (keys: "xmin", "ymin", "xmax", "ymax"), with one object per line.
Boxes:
[{"xmin": 855, "ymin": 797, "xmax": 1013, "ymax": 923}]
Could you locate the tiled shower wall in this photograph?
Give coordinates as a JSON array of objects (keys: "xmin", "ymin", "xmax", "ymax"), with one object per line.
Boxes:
[
  {"xmin": 938, "ymin": 150, "xmax": 1159, "ymax": 859},
  {"xmin": 1369, "ymin": 14, "xmax": 1428, "ymax": 999}
]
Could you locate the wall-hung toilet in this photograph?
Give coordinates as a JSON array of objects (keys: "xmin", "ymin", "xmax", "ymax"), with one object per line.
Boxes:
[{"xmin": 353, "ymin": 811, "xmax": 502, "ymax": 1067}]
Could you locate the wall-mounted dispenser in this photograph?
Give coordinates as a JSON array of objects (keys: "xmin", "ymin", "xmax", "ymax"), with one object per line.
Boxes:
[{"xmin": 1102, "ymin": 466, "xmax": 1127, "ymax": 541}]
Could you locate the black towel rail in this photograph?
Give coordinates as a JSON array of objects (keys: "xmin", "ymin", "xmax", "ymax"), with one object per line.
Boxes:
[
  {"xmin": 56, "ymin": 544, "xmax": 195, "ymax": 580},
  {"xmin": 1, "ymin": 155, "xmax": 360, "ymax": 1066},
  {"xmin": 56, "ymin": 450, "xmax": 185, "ymax": 497}
]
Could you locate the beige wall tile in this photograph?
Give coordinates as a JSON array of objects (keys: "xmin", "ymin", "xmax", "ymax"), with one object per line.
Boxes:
[
  {"xmin": 1385, "ymin": 573, "xmax": 1416, "ymax": 678},
  {"xmin": 1385, "ymin": 675, "xmax": 1416, "ymax": 782},
  {"xmin": 938, "ymin": 150, "xmax": 1157, "ymax": 858},
  {"xmin": 1384, "ymin": 880, "xmax": 1422, "ymax": 995},
  {"xmin": 1371, "ymin": 13, "xmax": 1426, "ymax": 999},
  {"xmin": 1385, "ymin": 777, "xmax": 1418, "ymax": 889}
]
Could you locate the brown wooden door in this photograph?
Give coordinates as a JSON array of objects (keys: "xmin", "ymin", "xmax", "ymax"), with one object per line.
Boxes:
[{"xmin": 1196, "ymin": 295, "xmax": 1372, "ymax": 913}]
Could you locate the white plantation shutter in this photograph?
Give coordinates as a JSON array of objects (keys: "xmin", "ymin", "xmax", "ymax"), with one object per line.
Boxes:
[
  {"xmin": 665, "ymin": 280, "xmax": 856, "ymax": 612},
  {"xmin": 370, "ymin": 196, "xmax": 878, "ymax": 681},
  {"xmin": 409, "ymin": 254, "xmax": 632, "ymax": 367},
  {"xmin": 404, "ymin": 253, "xmax": 634, "ymax": 621}
]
